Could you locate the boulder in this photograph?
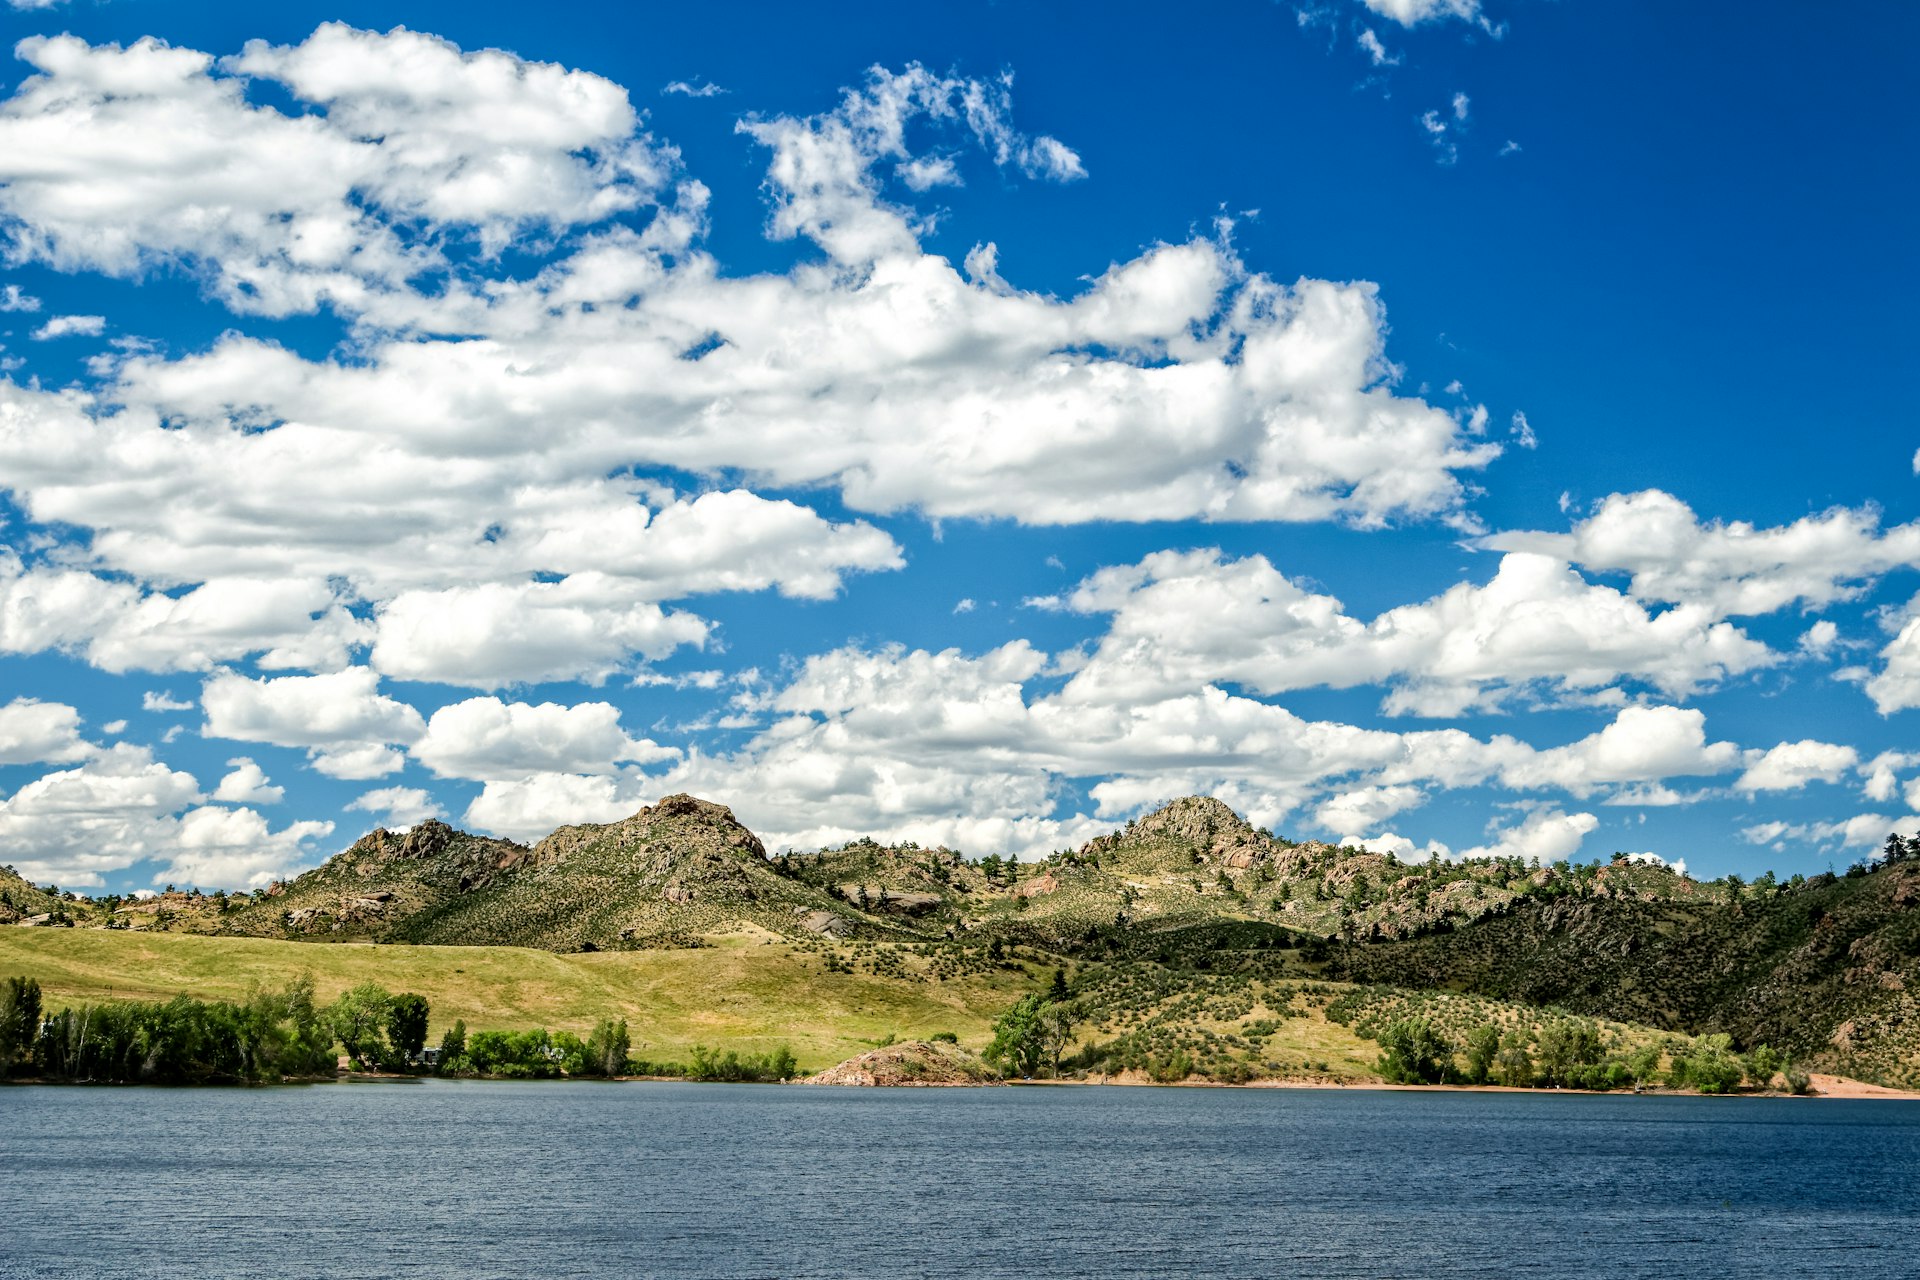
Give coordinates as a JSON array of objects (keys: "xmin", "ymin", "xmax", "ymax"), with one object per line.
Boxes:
[
  {"xmin": 799, "ymin": 910, "xmax": 850, "ymax": 937},
  {"xmin": 1014, "ymin": 874, "xmax": 1058, "ymax": 899}
]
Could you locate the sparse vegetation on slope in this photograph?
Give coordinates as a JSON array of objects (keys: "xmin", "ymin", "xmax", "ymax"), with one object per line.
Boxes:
[{"xmin": 1331, "ymin": 849, "xmax": 1920, "ymax": 1087}]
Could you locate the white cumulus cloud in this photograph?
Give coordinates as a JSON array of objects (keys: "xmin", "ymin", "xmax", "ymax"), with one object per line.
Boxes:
[
  {"xmin": 413, "ymin": 696, "xmax": 676, "ymax": 781},
  {"xmin": 1735, "ymin": 740, "xmax": 1859, "ymax": 793},
  {"xmin": 1051, "ymin": 548, "xmax": 1773, "ymax": 717},
  {"xmin": 212, "ymin": 757, "xmax": 283, "ymax": 805},
  {"xmin": 1456, "ymin": 808, "xmax": 1600, "ymax": 863},
  {"xmin": 345, "ymin": 786, "xmax": 444, "ymax": 828},
  {"xmin": 30, "ymin": 314, "xmax": 103, "ymax": 340},
  {"xmin": 0, "ymin": 697, "xmax": 92, "ymax": 765},
  {"xmin": 1487, "ymin": 489, "xmax": 1920, "ymax": 618},
  {"xmin": 201, "ymin": 668, "xmax": 422, "ymax": 781}
]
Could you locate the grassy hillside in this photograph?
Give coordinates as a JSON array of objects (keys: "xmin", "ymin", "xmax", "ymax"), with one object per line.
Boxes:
[
  {"xmin": 0, "ymin": 927, "xmax": 1034, "ymax": 1072},
  {"xmin": 3, "ymin": 912, "xmax": 1796, "ymax": 1091}
]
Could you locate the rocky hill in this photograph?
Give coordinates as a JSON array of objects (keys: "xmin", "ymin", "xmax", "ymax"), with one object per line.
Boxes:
[
  {"xmin": 220, "ymin": 819, "xmax": 533, "ymax": 941},
  {"xmin": 222, "ymin": 795, "xmax": 874, "ymax": 950},
  {"xmin": 0, "ymin": 865, "xmax": 73, "ymax": 926},
  {"xmin": 122, "ymin": 792, "xmax": 1739, "ymax": 957}
]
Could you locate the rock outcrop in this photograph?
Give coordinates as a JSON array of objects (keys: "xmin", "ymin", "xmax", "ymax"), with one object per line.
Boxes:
[{"xmin": 803, "ymin": 1040, "xmax": 998, "ymax": 1086}]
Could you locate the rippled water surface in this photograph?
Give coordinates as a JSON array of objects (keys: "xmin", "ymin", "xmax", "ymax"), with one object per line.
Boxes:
[{"xmin": 4, "ymin": 1081, "xmax": 1919, "ymax": 1278}]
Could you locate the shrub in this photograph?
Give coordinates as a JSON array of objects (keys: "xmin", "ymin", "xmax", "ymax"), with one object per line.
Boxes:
[{"xmin": 687, "ymin": 1043, "xmax": 798, "ymax": 1082}]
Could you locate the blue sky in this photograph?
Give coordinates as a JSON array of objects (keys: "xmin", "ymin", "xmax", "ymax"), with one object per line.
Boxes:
[{"xmin": 0, "ymin": 0, "xmax": 1916, "ymax": 892}]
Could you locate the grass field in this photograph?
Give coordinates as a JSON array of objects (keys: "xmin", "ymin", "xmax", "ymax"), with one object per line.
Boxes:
[
  {"xmin": 0, "ymin": 927, "xmax": 1036, "ymax": 1072},
  {"xmin": 2, "ymin": 927, "xmax": 1712, "ymax": 1087}
]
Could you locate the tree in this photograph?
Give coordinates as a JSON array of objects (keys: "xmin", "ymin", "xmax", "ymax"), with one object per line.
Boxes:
[
  {"xmin": 1625, "ymin": 1041, "xmax": 1662, "ymax": 1088},
  {"xmin": 282, "ymin": 973, "xmax": 335, "ymax": 1076},
  {"xmin": 1037, "ymin": 1001, "xmax": 1078, "ymax": 1072},
  {"xmin": 386, "ymin": 994, "xmax": 430, "ymax": 1065},
  {"xmin": 1048, "ymin": 969, "xmax": 1071, "ymax": 1003},
  {"xmin": 1668, "ymin": 1034, "xmax": 1744, "ymax": 1094},
  {"xmin": 1535, "ymin": 1019, "xmax": 1604, "ymax": 1087},
  {"xmin": 583, "ymin": 1018, "xmax": 631, "ymax": 1077},
  {"xmin": 1462, "ymin": 1023, "xmax": 1500, "ymax": 1085},
  {"xmin": 1744, "ymin": 1043, "xmax": 1784, "ymax": 1090},
  {"xmin": 1, "ymin": 975, "xmax": 42, "ymax": 1072},
  {"xmin": 438, "ymin": 1019, "xmax": 467, "ymax": 1071},
  {"xmin": 329, "ymin": 982, "xmax": 392, "ymax": 1067},
  {"xmin": 1376, "ymin": 1018, "xmax": 1453, "ymax": 1084},
  {"xmin": 1495, "ymin": 1031, "xmax": 1535, "ymax": 1088},
  {"xmin": 984, "ymin": 994, "xmax": 1050, "ymax": 1077}
]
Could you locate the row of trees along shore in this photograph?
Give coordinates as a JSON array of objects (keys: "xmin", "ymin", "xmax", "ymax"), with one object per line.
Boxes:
[
  {"xmin": 1367, "ymin": 1015, "xmax": 1811, "ymax": 1094},
  {"xmin": 0, "ymin": 976, "xmax": 794, "ymax": 1085}
]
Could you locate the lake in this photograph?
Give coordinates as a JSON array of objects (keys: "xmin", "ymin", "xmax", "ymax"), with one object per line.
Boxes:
[{"xmin": 3, "ymin": 1081, "xmax": 1918, "ymax": 1277}]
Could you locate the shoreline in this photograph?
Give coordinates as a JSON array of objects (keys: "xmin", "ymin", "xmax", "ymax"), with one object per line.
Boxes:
[
  {"xmin": 8, "ymin": 1070, "xmax": 1918, "ymax": 1098},
  {"xmin": 1001, "ymin": 1070, "xmax": 1920, "ymax": 1100}
]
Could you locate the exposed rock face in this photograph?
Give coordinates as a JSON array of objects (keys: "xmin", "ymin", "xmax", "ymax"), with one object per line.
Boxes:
[
  {"xmin": 838, "ymin": 886, "xmax": 943, "ymax": 915},
  {"xmin": 1081, "ymin": 795, "xmax": 1270, "ymax": 868},
  {"xmin": 1014, "ymin": 873, "xmax": 1059, "ymax": 899},
  {"xmin": 534, "ymin": 793, "xmax": 766, "ymax": 866},
  {"xmin": 803, "ymin": 1040, "xmax": 998, "ymax": 1086},
  {"xmin": 339, "ymin": 822, "xmax": 533, "ymax": 891}
]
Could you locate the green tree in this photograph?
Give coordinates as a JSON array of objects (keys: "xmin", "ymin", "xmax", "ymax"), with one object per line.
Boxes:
[
  {"xmin": 1038, "ymin": 1000, "xmax": 1078, "ymax": 1073},
  {"xmin": 1495, "ymin": 1031, "xmax": 1535, "ymax": 1087},
  {"xmin": 1669, "ymin": 1034, "xmax": 1744, "ymax": 1094},
  {"xmin": 1, "ymin": 975, "xmax": 42, "ymax": 1072},
  {"xmin": 1535, "ymin": 1019, "xmax": 1604, "ymax": 1088},
  {"xmin": 385, "ymin": 993, "xmax": 430, "ymax": 1065},
  {"xmin": 1376, "ymin": 1018, "xmax": 1453, "ymax": 1084},
  {"xmin": 1462, "ymin": 1023, "xmax": 1500, "ymax": 1085},
  {"xmin": 583, "ymin": 1018, "xmax": 631, "ymax": 1077},
  {"xmin": 329, "ymin": 982, "xmax": 392, "ymax": 1067},
  {"xmin": 1624, "ymin": 1041, "xmax": 1662, "ymax": 1088},
  {"xmin": 1743, "ymin": 1043, "xmax": 1784, "ymax": 1090},
  {"xmin": 281, "ymin": 973, "xmax": 335, "ymax": 1076},
  {"xmin": 984, "ymin": 993, "xmax": 1049, "ymax": 1077},
  {"xmin": 1048, "ymin": 969, "xmax": 1071, "ymax": 1003},
  {"xmin": 438, "ymin": 1019, "xmax": 467, "ymax": 1071}
]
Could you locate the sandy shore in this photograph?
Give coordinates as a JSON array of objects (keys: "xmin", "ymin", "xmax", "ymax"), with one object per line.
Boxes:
[{"xmin": 1804, "ymin": 1073, "xmax": 1920, "ymax": 1099}]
